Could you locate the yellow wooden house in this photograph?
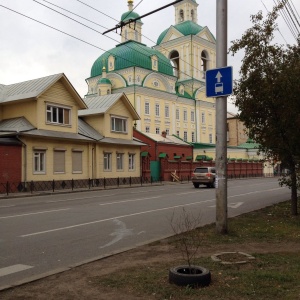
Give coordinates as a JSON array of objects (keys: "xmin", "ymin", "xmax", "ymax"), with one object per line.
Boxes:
[{"xmin": 0, "ymin": 73, "xmax": 143, "ymax": 184}]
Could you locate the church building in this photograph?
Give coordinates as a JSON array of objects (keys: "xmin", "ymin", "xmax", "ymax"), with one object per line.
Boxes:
[{"xmin": 85, "ymin": 0, "xmax": 216, "ymax": 144}]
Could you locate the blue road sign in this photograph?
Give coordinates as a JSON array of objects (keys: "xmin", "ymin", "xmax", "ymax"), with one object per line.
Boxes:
[{"xmin": 205, "ymin": 66, "xmax": 233, "ymax": 98}]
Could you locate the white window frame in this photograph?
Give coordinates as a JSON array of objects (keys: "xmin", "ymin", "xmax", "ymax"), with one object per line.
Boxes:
[
  {"xmin": 104, "ymin": 153, "xmax": 112, "ymax": 171},
  {"xmin": 165, "ymin": 105, "xmax": 170, "ymax": 118},
  {"xmin": 156, "ymin": 127, "xmax": 160, "ymax": 134},
  {"xmin": 191, "ymin": 111, "xmax": 195, "ymax": 122},
  {"xmin": 155, "ymin": 103, "xmax": 160, "ymax": 117},
  {"xmin": 191, "ymin": 132, "xmax": 195, "ymax": 143},
  {"xmin": 145, "ymin": 126, "xmax": 150, "ymax": 133},
  {"xmin": 46, "ymin": 104, "xmax": 71, "ymax": 126},
  {"xmin": 209, "ymin": 133, "xmax": 213, "ymax": 144},
  {"xmin": 176, "ymin": 108, "xmax": 180, "ymax": 120},
  {"xmin": 116, "ymin": 153, "xmax": 124, "ymax": 171},
  {"xmin": 33, "ymin": 151, "xmax": 46, "ymax": 174},
  {"xmin": 183, "ymin": 110, "xmax": 188, "ymax": 122},
  {"xmin": 128, "ymin": 153, "xmax": 135, "ymax": 171},
  {"xmin": 201, "ymin": 112, "xmax": 206, "ymax": 124},
  {"xmin": 165, "ymin": 129, "xmax": 170, "ymax": 135},
  {"xmin": 111, "ymin": 116, "xmax": 127, "ymax": 133},
  {"xmin": 183, "ymin": 131, "xmax": 188, "ymax": 142},
  {"xmin": 145, "ymin": 102, "xmax": 150, "ymax": 115}
]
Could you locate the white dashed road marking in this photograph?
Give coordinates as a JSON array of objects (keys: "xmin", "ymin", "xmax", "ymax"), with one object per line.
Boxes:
[{"xmin": 0, "ymin": 264, "xmax": 33, "ymax": 277}]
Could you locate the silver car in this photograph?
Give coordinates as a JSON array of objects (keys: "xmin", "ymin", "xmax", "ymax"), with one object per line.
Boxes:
[{"xmin": 191, "ymin": 167, "xmax": 216, "ymax": 188}]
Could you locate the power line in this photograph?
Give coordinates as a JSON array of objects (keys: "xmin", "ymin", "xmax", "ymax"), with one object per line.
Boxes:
[
  {"xmin": 71, "ymin": 0, "xmax": 206, "ymax": 83},
  {"xmin": 273, "ymin": 0, "xmax": 299, "ymax": 41},
  {"xmin": 121, "ymin": 0, "xmax": 144, "ymax": 25},
  {"xmin": 35, "ymin": 0, "xmax": 204, "ymax": 86},
  {"xmin": 0, "ymin": 2, "xmax": 198, "ymax": 98},
  {"xmin": 261, "ymin": 0, "xmax": 288, "ymax": 43},
  {"xmin": 68, "ymin": 0, "xmax": 202, "ymax": 78}
]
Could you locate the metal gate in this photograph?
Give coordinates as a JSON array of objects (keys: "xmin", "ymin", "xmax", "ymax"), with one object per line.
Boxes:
[{"xmin": 150, "ymin": 161, "xmax": 160, "ymax": 181}]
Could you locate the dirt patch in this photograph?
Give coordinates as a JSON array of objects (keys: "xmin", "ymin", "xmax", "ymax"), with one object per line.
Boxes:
[{"xmin": 1, "ymin": 240, "xmax": 300, "ymax": 300}]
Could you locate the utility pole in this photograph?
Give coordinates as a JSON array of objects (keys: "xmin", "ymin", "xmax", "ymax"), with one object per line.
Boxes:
[{"xmin": 215, "ymin": 0, "xmax": 228, "ymax": 234}]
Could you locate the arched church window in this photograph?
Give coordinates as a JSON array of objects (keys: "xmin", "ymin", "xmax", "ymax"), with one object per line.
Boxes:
[
  {"xmin": 201, "ymin": 50, "xmax": 209, "ymax": 79},
  {"xmin": 191, "ymin": 10, "xmax": 194, "ymax": 22},
  {"xmin": 179, "ymin": 9, "xmax": 184, "ymax": 22},
  {"xmin": 170, "ymin": 50, "xmax": 180, "ymax": 77}
]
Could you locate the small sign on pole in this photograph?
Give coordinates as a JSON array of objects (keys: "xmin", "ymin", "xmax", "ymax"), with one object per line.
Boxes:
[{"xmin": 206, "ymin": 66, "xmax": 233, "ymax": 98}]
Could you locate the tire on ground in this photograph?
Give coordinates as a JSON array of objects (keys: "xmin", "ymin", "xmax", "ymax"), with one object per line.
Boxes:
[{"xmin": 169, "ymin": 265, "xmax": 211, "ymax": 287}]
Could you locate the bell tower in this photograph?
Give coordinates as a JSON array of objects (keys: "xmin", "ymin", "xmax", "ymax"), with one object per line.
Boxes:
[
  {"xmin": 174, "ymin": 0, "xmax": 198, "ymax": 25},
  {"xmin": 121, "ymin": 0, "xmax": 143, "ymax": 43}
]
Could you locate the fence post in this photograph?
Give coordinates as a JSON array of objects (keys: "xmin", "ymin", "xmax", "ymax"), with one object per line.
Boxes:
[
  {"xmin": 130, "ymin": 176, "xmax": 132, "ymax": 186},
  {"xmin": 151, "ymin": 176, "xmax": 153, "ymax": 185},
  {"xmin": 52, "ymin": 180, "xmax": 55, "ymax": 192},
  {"xmin": 117, "ymin": 177, "xmax": 119, "ymax": 187},
  {"xmin": 104, "ymin": 177, "xmax": 106, "ymax": 189},
  {"xmin": 6, "ymin": 181, "xmax": 9, "ymax": 196},
  {"xmin": 72, "ymin": 179, "xmax": 74, "ymax": 191},
  {"xmin": 140, "ymin": 176, "xmax": 142, "ymax": 186}
]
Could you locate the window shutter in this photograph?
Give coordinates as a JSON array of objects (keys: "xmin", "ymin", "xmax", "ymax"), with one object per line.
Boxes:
[
  {"xmin": 54, "ymin": 151, "xmax": 65, "ymax": 173},
  {"xmin": 72, "ymin": 151, "xmax": 82, "ymax": 173}
]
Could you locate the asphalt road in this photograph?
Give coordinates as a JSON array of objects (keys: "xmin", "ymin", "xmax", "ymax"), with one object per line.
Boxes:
[{"xmin": 0, "ymin": 177, "xmax": 289, "ymax": 289}]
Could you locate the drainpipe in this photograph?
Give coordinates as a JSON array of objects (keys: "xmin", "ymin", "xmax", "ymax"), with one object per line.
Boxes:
[{"xmin": 134, "ymin": 66, "xmax": 137, "ymax": 129}]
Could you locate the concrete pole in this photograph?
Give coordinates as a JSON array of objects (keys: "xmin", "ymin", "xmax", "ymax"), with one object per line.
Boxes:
[{"xmin": 215, "ymin": 0, "xmax": 228, "ymax": 234}]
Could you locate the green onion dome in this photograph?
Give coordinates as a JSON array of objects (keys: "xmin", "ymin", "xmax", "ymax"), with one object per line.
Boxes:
[{"xmin": 91, "ymin": 40, "xmax": 174, "ymax": 77}]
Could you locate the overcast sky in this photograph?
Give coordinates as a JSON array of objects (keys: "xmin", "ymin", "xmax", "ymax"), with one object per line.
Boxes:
[{"xmin": 0, "ymin": 0, "xmax": 299, "ymax": 113}]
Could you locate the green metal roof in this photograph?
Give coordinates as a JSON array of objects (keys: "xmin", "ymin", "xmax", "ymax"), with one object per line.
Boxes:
[
  {"xmin": 121, "ymin": 11, "xmax": 143, "ymax": 24},
  {"xmin": 90, "ymin": 41, "xmax": 174, "ymax": 77},
  {"xmin": 97, "ymin": 78, "xmax": 111, "ymax": 85},
  {"xmin": 238, "ymin": 138, "xmax": 260, "ymax": 149},
  {"xmin": 159, "ymin": 152, "xmax": 168, "ymax": 158},
  {"xmin": 157, "ymin": 21, "xmax": 203, "ymax": 45},
  {"xmin": 141, "ymin": 151, "xmax": 148, "ymax": 157}
]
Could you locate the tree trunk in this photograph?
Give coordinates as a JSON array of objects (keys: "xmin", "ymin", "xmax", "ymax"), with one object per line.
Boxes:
[{"xmin": 290, "ymin": 164, "xmax": 298, "ymax": 216}]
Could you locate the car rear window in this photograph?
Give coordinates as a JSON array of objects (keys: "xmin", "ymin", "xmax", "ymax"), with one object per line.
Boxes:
[{"xmin": 194, "ymin": 168, "xmax": 208, "ymax": 173}]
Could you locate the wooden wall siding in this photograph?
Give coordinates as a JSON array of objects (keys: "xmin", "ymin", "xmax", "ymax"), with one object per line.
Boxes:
[
  {"xmin": 2, "ymin": 101, "xmax": 37, "ymax": 127},
  {"xmin": 95, "ymin": 144, "xmax": 141, "ymax": 178},
  {"xmin": 83, "ymin": 115, "xmax": 105, "ymax": 136},
  {"xmin": 37, "ymin": 81, "xmax": 79, "ymax": 133},
  {"xmin": 105, "ymin": 100, "xmax": 134, "ymax": 139},
  {"xmin": 23, "ymin": 137, "xmax": 89, "ymax": 181}
]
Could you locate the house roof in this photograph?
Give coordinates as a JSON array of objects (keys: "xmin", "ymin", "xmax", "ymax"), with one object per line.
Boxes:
[
  {"xmin": 78, "ymin": 118, "xmax": 104, "ymax": 141},
  {"xmin": 0, "ymin": 137, "xmax": 22, "ymax": 146},
  {"xmin": 99, "ymin": 136, "xmax": 145, "ymax": 146},
  {"xmin": 79, "ymin": 93, "xmax": 140, "ymax": 120},
  {"xmin": 137, "ymin": 131, "xmax": 191, "ymax": 146},
  {"xmin": 238, "ymin": 138, "xmax": 260, "ymax": 149},
  {"xmin": 0, "ymin": 73, "xmax": 87, "ymax": 109},
  {"xmin": 0, "ymin": 117, "xmax": 35, "ymax": 132},
  {"xmin": 157, "ymin": 20, "xmax": 206, "ymax": 45}
]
